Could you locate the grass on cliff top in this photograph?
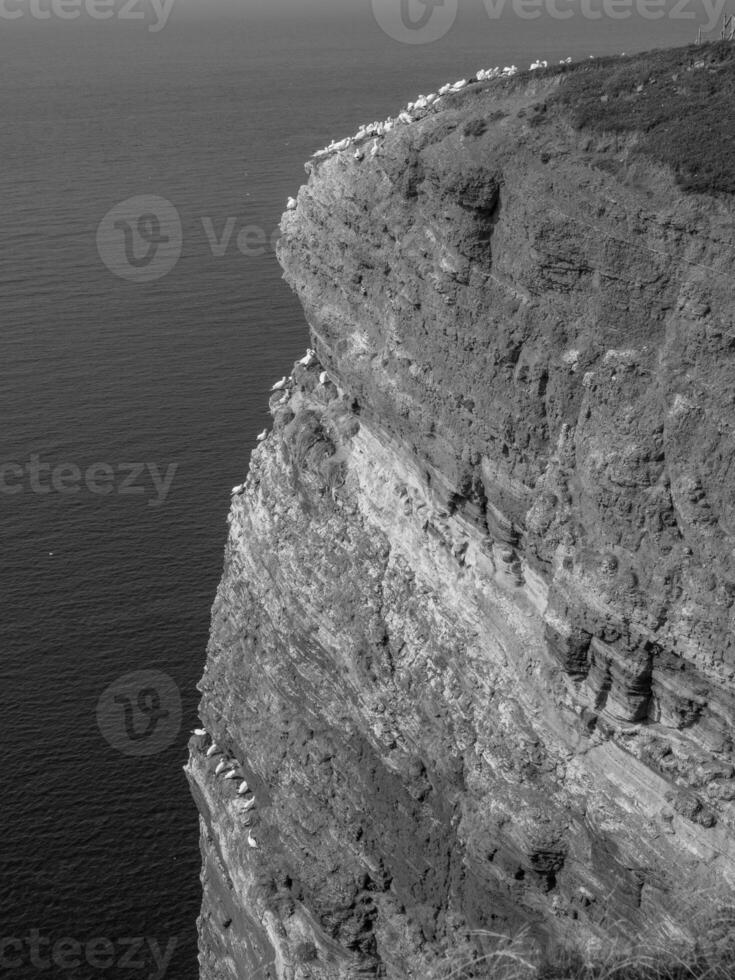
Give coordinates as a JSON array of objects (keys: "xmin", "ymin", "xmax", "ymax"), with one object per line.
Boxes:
[
  {"xmin": 555, "ymin": 42, "xmax": 735, "ymax": 194},
  {"xmin": 426, "ymin": 910, "xmax": 735, "ymax": 980}
]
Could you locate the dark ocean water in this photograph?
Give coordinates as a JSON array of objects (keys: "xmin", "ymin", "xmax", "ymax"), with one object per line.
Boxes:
[{"xmin": 0, "ymin": 5, "xmax": 706, "ymax": 978}]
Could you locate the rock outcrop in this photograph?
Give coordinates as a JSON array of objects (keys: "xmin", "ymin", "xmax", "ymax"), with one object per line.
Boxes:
[{"xmin": 186, "ymin": 44, "xmax": 735, "ymax": 979}]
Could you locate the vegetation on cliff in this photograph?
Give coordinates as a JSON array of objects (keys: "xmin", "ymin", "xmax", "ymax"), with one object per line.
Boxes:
[
  {"xmin": 430, "ymin": 902, "xmax": 735, "ymax": 979},
  {"xmin": 557, "ymin": 42, "xmax": 735, "ymax": 193}
]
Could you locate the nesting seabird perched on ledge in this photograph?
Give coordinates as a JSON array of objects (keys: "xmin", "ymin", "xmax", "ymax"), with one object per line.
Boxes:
[
  {"xmin": 271, "ymin": 377, "xmax": 288, "ymax": 391},
  {"xmin": 215, "ymin": 759, "xmax": 228, "ymax": 775},
  {"xmin": 206, "ymin": 743, "xmax": 221, "ymax": 758},
  {"xmin": 231, "ymin": 484, "xmax": 245, "ymax": 496},
  {"xmin": 247, "ymin": 833, "xmax": 258, "ymax": 849},
  {"xmin": 237, "ymin": 781, "xmax": 249, "ymax": 795},
  {"xmin": 286, "ymin": 196, "xmax": 297, "ymax": 210},
  {"xmin": 298, "ymin": 349, "xmax": 316, "ymax": 367},
  {"xmin": 242, "ymin": 796, "xmax": 256, "ymax": 811},
  {"xmin": 224, "ymin": 770, "xmax": 241, "ymax": 780},
  {"xmin": 319, "ymin": 371, "xmax": 328, "ymax": 385},
  {"xmin": 191, "ymin": 728, "xmax": 207, "ymax": 736},
  {"xmin": 257, "ymin": 430, "xmax": 268, "ymax": 442}
]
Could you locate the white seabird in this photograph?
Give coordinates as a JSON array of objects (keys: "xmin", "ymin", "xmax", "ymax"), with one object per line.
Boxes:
[
  {"xmin": 271, "ymin": 377, "xmax": 288, "ymax": 391},
  {"xmin": 242, "ymin": 796, "xmax": 257, "ymax": 811},
  {"xmin": 191, "ymin": 728, "xmax": 207, "ymax": 736},
  {"xmin": 206, "ymin": 744, "xmax": 220, "ymax": 758},
  {"xmin": 319, "ymin": 371, "xmax": 328, "ymax": 385},
  {"xmin": 247, "ymin": 834, "xmax": 258, "ymax": 849},
  {"xmin": 224, "ymin": 770, "xmax": 241, "ymax": 780},
  {"xmin": 215, "ymin": 759, "xmax": 228, "ymax": 775},
  {"xmin": 286, "ymin": 196, "xmax": 297, "ymax": 211},
  {"xmin": 237, "ymin": 781, "xmax": 249, "ymax": 795},
  {"xmin": 231, "ymin": 484, "xmax": 244, "ymax": 496},
  {"xmin": 298, "ymin": 349, "xmax": 316, "ymax": 367},
  {"xmin": 257, "ymin": 430, "xmax": 268, "ymax": 442}
]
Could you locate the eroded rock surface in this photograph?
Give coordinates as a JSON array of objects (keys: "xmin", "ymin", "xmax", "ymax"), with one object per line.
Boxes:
[{"xmin": 186, "ymin": 45, "xmax": 735, "ymax": 979}]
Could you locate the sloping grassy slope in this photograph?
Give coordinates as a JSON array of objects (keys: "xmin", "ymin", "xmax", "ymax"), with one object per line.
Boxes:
[{"xmin": 556, "ymin": 42, "xmax": 735, "ymax": 193}]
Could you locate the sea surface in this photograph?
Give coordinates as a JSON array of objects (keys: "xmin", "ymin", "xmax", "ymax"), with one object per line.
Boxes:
[{"xmin": 0, "ymin": 4, "xmax": 707, "ymax": 977}]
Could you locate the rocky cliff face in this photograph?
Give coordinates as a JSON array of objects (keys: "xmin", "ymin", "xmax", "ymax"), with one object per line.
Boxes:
[{"xmin": 186, "ymin": 45, "xmax": 735, "ymax": 979}]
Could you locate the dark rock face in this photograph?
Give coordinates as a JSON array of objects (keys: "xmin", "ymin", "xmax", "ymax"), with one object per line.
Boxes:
[{"xmin": 186, "ymin": 46, "xmax": 735, "ymax": 979}]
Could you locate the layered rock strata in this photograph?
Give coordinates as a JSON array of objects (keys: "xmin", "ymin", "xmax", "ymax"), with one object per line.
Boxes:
[{"xmin": 187, "ymin": 45, "xmax": 735, "ymax": 979}]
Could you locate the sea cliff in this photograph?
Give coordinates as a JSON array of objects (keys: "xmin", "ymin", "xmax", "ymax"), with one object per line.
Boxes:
[{"xmin": 186, "ymin": 43, "xmax": 735, "ymax": 979}]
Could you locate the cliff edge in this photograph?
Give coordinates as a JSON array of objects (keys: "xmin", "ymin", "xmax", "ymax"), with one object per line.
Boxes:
[{"xmin": 186, "ymin": 43, "xmax": 735, "ymax": 979}]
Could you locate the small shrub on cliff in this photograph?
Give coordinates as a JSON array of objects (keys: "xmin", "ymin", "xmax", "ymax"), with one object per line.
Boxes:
[{"xmin": 464, "ymin": 119, "xmax": 489, "ymax": 138}]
